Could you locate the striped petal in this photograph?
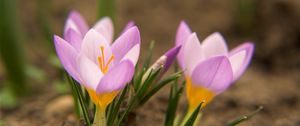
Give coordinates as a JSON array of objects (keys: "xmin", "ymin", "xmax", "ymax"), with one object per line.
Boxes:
[
  {"xmin": 183, "ymin": 33, "xmax": 204, "ymax": 75},
  {"xmin": 97, "ymin": 60, "xmax": 134, "ymax": 93},
  {"xmin": 64, "ymin": 10, "xmax": 88, "ymax": 37},
  {"xmin": 175, "ymin": 21, "xmax": 192, "ymax": 69},
  {"xmin": 81, "ymin": 29, "xmax": 112, "ymax": 65},
  {"xmin": 163, "ymin": 45, "xmax": 181, "ymax": 73},
  {"xmin": 202, "ymin": 32, "xmax": 228, "ymax": 58},
  {"xmin": 77, "ymin": 54, "xmax": 103, "ymax": 90},
  {"xmin": 229, "ymin": 42, "xmax": 254, "ymax": 81},
  {"xmin": 93, "ymin": 17, "xmax": 114, "ymax": 43},
  {"xmin": 121, "ymin": 44, "xmax": 140, "ymax": 66},
  {"xmin": 191, "ymin": 56, "xmax": 233, "ymax": 94},
  {"xmin": 111, "ymin": 26, "xmax": 140, "ymax": 64},
  {"xmin": 121, "ymin": 21, "xmax": 135, "ymax": 34},
  {"xmin": 54, "ymin": 35, "xmax": 81, "ymax": 83},
  {"xmin": 64, "ymin": 28, "xmax": 82, "ymax": 51}
]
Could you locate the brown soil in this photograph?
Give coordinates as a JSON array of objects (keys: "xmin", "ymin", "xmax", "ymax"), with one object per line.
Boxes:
[{"xmin": 1, "ymin": 0, "xmax": 300, "ymax": 126}]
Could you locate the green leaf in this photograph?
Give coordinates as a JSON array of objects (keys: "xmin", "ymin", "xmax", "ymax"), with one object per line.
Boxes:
[
  {"xmin": 139, "ymin": 71, "xmax": 182, "ymax": 105},
  {"xmin": 183, "ymin": 102, "xmax": 204, "ymax": 126},
  {"xmin": 66, "ymin": 74, "xmax": 91, "ymax": 126},
  {"xmin": 107, "ymin": 85, "xmax": 129, "ymax": 126},
  {"xmin": 164, "ymin": 81, "xmax": 184, "ymax": 126},
  {"xmin": 226, "ymin": 106, "xmax": 263, "ymax": 126},
  {"xmin": 142, "ymin": 41, "xmax": 155, "ymax": 69}
]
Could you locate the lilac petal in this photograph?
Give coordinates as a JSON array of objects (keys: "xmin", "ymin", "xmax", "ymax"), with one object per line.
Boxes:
[
  {"xmin": 121, "ymin": 21, "xmax": 135, "ymax": 34},
  {"xmin": 93, "ymin": 17, "xmax": 114, "ymax": 43},
  {"xmin": 77, "ymin": 54, "xmax": 103, "ymax": 90},
  {"xmin": 229, "ymin": 42, "xmax": 254, "ymax": 81},
  {"xmin": 183, "ymin": 33, "xmax": 204, "ymax": 76},
  {"xmin": 111, "ymin": 26, "xmax": 140, "ymax": 63},
  {"xmin": 64, "ymin": 28, "xmax": 82, "ymax": 51},
  {"xmin": 191, "ymin": 56, "xmax": 233, "ymax": 94},
  {"xmin": 64, "ymin": 10, "xmax": 89, "ymax": 37},
  {"xmin": 96, "ymin": 60, "xmax": 134, "ymax": 93},
  {"xmin": 175, "ymin": 21, "xmax": 192, "ymax": 69},
  {"xmin": 54, "ymin": 35, "xmax": 81, "ymax": 83},
  {"xmin": 202, "ymin": 32, "xmax": 228, "ymax": 58},
  {"xmin": 163, "ymin": 45, "xmax": 182, "ymax": 73},
  {"xmin": 81, "ymin": 29, "xmax": 112, "ymax": 65},
  {"xmin": 121, "ymin": 44, "xmax": 140, "ymax": 66}
]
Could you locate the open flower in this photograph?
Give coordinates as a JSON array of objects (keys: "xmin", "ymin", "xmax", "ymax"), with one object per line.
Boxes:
[
  {"xmin": 54, "ymin": 11, "xmax": 140, "ymax": 109},
  {"xmin": 175, "ymin": 21, "xmax": 254, "ymax": 109}
]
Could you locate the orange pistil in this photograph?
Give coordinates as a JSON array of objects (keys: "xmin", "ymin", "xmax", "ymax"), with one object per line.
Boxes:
[{"xmin": 97, "ymin": 46, "xmax": 115, "ymax": 74}]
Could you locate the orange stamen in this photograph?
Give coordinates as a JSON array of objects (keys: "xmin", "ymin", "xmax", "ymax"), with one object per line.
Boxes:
[
  {"xmin": 98, "ymin": 56, "xmax": 103, "ymax": 70},
  {"xmin": 97, "ymin": 45, "xmax": 114, "ymax": 74}
]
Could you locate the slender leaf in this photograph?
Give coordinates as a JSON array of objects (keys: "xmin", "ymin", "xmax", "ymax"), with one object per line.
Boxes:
[
  {"xmin": 66, "ymin": 74, "xmax": 91, "ymax": 126},
  {"xmin": 164, "ymin": 81, "xmax": 184, "ymax": 126},
  {"xmin": 139, "ymin": 71, "xmax": 182, "ymax": 105},
  {"xmin": 183, "ymin": 102, "xmax": 204, "ymax": 126},
  {"xmin": 226, "ymin": 106, "xmax": 263, "ymax": 126},
  {"xmin": 107, "ymin": 85, "xmax": 129, "ymax": 126}
]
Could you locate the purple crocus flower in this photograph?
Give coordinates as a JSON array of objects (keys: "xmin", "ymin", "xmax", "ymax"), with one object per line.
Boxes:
[
  {"xmin": 175, "ymin": 21, "xmax": 254, "ymax": 109},
  {"xmin": 54, "ymin": 11, "xmax": 140, "ymax": 109}
]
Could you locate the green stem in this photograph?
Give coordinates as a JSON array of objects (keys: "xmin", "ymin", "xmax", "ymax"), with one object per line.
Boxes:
[{"xmin": 93, "ymin": 105, "xmax": 107, "ymax": 126}]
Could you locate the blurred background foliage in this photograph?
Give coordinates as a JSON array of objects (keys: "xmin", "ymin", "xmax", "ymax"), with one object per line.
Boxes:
[{"xmin": 0, "ymin": 0, "xmax": 300, "ymax": 125}]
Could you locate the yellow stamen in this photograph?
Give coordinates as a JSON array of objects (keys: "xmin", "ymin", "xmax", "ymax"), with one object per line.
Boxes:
[
  {"xmin": 98, "ymin": 56, "xmax": 103, "ymax": 70},
  {"xmin": 100, "ymin": 46, "xmax": 105, "ymax": 66},
  {"xmin": 97, "ymin": 46, "xmax": 115, "ymax": 74},
  {"xmin": 186, "ymin": 77, "xmax": 215, "ymax": 110}
]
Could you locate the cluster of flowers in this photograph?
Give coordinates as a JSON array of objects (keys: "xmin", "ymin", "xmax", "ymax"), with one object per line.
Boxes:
[{"xmin": 54, "ymin": 11, "xmax": 254, "ymax": 126}]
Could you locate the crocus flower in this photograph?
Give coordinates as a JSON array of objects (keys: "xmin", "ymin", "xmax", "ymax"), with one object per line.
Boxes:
[
  {"xmin": 175, "ymin": 21, "xmax": 254, "ymax": 110},
  {"xmin": 141, "ymin": 46, "xmax": 181, "ymax": 83},
  {"xmin": 54, "ymin": 11, "xmax": 140, "ymax": 110}
]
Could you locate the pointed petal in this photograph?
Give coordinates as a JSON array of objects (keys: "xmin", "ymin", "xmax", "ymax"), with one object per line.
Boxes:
[
  {"xmin": 64, "ymin": 10, "xmax": 89, "ymax": 37},
  {"xmin": 54, "ymin": 35, "xmax": 81, "ymax": 82},
  {"xmin": 229, "ymin": 42, "xmax": 254, "ymax": 81},
  {"xmin": 202, "ymin": 32, "xmax": 228, "ymax": 58},
  {"xmin": 191, "ymin": 56, "xmax": 233, "ymax": 94},
  {"xmin": 183, "ymin": 33, "xmax": 204, "ymax": 75},
  {"xmin": 77, "ymin": 54, "xmax": 103, "ymax": 90},
  {"xmin": 121, "ymin": 44, "xmax": 140, "ymax": 66},
  {"xmin": 111, "ymin": 26, "xmax": 140, "ymax": 63},
  {"xmin": 81, "ymin": 29, "xmax": 112, "ymax": 64},
  {"xmin": 97, "ymin": 60, "xmax": 134, "ymax": 93},
  {"xmin": 121, "ymin": 21, "xmax": 135, "ymax": 34},
  {"xmin": 175, "ymin": 21, "xmax": 192, "ymax": 69},
  {"xmin": 163, "ymin": 46, "xmax": 182, "ymax": 73},
  {"xmin": 64, "ymin": 28, "xmax": 82, "ymax": 51},
  {"xmin": 93, "ymin": 17, "xmax": 114, "ymax": 43}
]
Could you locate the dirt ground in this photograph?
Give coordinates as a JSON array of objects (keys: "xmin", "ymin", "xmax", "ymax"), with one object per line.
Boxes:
[{"xmin": 1, "ymin": 0, "xmax": 300, "ymax": 126}]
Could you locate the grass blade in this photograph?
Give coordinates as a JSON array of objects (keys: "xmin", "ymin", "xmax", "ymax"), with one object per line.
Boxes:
[
  {"xmin": 226, "ymin": 106, "xmax": 263, "ymax": 126},
  {"xmin": 164, "ymin": 81, "xmax": 184, "ymax": 126},
  {"xmin": 183, "ymin": 102, "xmax": 204, "ymax": 126},
  {"xmin": 66, "ymin": 74, "xmax": 91, "ymax": 126}
]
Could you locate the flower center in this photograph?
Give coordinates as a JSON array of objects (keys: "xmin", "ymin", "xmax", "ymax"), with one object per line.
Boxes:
[{"xmin": 97, "ymin": 46, "xmax": 114, "ymax": 74}]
